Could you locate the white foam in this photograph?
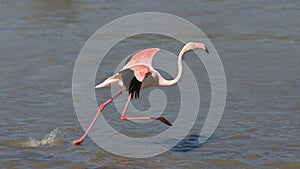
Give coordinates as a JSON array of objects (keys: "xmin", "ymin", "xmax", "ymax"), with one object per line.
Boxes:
[{"xmin": 20, "ymin": 128, "xmax": 65, "ymax": 147}]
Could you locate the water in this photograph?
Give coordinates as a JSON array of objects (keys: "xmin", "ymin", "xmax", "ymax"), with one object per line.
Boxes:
[
  {"xmin": 4, "ymin": 128, "xmax": 64, "ymax": 148},
  {"xmin": 1, "ymin": 0, "xmax": 299, "ymax": 168}
]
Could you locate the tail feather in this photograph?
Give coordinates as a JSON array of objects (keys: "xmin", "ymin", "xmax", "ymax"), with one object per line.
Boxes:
[{"xmin": 95, "ymin": 73, "xmax": 122, "ymax": 88}]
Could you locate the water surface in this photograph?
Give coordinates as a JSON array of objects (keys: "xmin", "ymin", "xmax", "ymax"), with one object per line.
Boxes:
[{"xmin": 0, "ymin": 0, "xmax": 299, "ymax": 168}]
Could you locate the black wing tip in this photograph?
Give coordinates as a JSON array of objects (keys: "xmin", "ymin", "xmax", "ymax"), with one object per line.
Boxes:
[
  {"xmin": 120, "ymin": 69, "xmax": 142, "ymax": 99},
  {"xmin": 128, "ymin": 76, "xmax": 142, "ymax": 99}
]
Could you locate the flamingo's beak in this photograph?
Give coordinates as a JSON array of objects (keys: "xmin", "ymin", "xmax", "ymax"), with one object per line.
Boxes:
[
  {"xmin": 204, "ymin": 47, "xmax": 209, "ymax": 54},
  {"xmin": 194, "ymin": 43, "xmax": 209, "ymax": 54}
]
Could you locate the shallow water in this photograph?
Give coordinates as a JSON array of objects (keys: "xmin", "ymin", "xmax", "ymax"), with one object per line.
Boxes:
[
  {"xmin": 4, "ymin": 128, "xmax": 64, "ymax": 148},
  {"xmin": 1, "ymin": 0, "xmax": 299, "ymax": 168}
]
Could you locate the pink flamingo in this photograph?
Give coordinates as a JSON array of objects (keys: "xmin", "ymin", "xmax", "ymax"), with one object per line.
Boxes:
[{"xmin": 73, "ymin": 42, "xmax": 209, "ymax": 145}]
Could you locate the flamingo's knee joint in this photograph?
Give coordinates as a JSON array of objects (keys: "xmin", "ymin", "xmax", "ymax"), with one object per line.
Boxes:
[{"xmin": 121, "ymin": 116, "xmax": 128, "ymax": 121}]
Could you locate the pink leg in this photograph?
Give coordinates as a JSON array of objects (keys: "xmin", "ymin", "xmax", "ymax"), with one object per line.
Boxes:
[
  {"xmin": 73, "ymin": 91, "xmax": 123, "ymax": 145},
  {"xmin": 121, "ymin": 94, "xmax": 172, "ymax": 126}
]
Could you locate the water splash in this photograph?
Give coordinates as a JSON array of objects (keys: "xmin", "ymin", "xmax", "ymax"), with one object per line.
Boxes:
[{"xmin": 8, "ymin": 128, "xmax": 65, "ymax": 147}]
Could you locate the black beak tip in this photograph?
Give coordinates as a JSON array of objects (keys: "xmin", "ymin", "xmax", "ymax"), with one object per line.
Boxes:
[{"xmin": 205, "ymin": 47, "xmax": 209, "ymax": 54}]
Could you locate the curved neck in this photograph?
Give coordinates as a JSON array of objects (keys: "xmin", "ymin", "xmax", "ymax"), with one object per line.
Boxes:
[{"xmin": 159, "ymin": 46, "xmax": 189, "ymax": 86}]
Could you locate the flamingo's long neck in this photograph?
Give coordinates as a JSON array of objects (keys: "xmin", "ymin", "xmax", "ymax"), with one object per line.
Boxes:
[{"xmin": 159, "ymin": 45, "xmax": 189, "ymax": 86}]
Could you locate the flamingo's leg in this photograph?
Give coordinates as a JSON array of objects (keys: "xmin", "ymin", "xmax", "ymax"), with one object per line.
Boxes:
[
  {"xmin": 73, "ymin": 91, "xmax": 123, "ymax": 145},
  {"xmin": 121, "ymin": 94, "xmax": 172, "ymax": 126}
]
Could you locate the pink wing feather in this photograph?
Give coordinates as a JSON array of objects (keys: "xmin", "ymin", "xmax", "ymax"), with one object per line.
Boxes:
[
  {"xmin": 122, "ymin": 48, "xmax": 160, "ymax": 82},
  {"xmin": 118, "ymin": 48, "xmax": 160, "ymax": 98},
  {"xmin": 129, "ymin": 65, "xmax": 149, "ymax": 82},
  {"xmin": 125, "ymin": 48, "xmax": 160, "ymax": 67}
]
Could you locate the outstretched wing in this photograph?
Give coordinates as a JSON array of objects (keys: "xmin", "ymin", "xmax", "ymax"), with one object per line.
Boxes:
[
  {"xmin": 125, "ymin": 48, "xmax": 160, "ymax": 67},
  {"xmin": 119, "ymin": 65, "xmax": 150, "ymax": 99},
  {"xmin": 119, "ymin": 48, "xmax": 159, "ymax": 98}
]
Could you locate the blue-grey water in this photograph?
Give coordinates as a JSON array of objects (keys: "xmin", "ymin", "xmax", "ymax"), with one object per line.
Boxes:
[{"xmin": 0, "ymin": 0, "xmax": 299, "ymax": 168}]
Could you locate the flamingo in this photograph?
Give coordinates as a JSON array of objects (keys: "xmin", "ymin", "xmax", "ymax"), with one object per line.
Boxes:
[{"xmin": 73, "ymin": 42, "xmax": 209, "ymax": 145}]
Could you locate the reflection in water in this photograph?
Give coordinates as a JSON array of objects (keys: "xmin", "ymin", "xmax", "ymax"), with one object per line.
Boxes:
[{"xmin": 171, "ymin": 134, "xmax": 202, "ymax": 152}]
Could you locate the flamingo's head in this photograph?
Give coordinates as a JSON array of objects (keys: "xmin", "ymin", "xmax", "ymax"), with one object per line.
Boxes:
[{"xmin": 184, "ymin": 42, "xmax": 209, "ymax": 54}]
